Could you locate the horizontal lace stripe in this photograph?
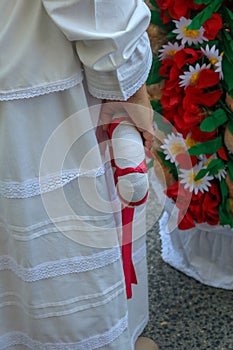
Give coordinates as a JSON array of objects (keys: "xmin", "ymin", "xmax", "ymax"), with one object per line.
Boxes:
[
  {"xmin": 0, "ymin": 248, "xmax": 120, "ymax": 282},
  {"xmin": 0, "ymin": 74, "xmax": 82, "ymax": 101},
  {"xmin": 0, "ymin": 166, "xmax": 106, "ymax": 199}
]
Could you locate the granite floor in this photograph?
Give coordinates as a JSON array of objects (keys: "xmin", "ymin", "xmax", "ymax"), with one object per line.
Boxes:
[{"xmin": 143, "ymin": 182, "xmax": 233, "ymax": 350}]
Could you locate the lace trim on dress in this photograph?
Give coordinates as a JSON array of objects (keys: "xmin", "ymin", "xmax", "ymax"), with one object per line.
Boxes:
[
  {"xmin": 0, "ymin": 314, "xmax": 128, "ymax": 349},
  {"xmin": 86, "ymin": 38, "xmax": 152, "ymax": 101},
  {"xmin": 0, "ymin": 74, "xmax": 83, "ymax": 101},
  {"xmin": 0, "ymin": 166, "xmax": 106, "ymax": 199},
  {"xmin": 0, "ymin": 248, "xmax": 120, "ymax": 282}
]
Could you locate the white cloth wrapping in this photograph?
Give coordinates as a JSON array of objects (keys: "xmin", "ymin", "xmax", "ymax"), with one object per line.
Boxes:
[
  {"xmin": 0, "ymin": 1, "xmax": 152, "ymax": 349},
  {"xmin": 110, "ymin": 116, "xmax": 149, "ymax": 205}
]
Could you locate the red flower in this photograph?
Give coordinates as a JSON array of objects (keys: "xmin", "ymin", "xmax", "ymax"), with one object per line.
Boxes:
[
  {"xmin": 203, "ymin": 13, "xmax": 222, "ymax": 40},
  {"xmin": 217, "ymin": 146, "xmax": 228, "ymax": 161},
  {"xmin": 165, "ymin": 180, "xmax": 221, "ymax": 230},
  {"xmin": 197, "ymin": 69, "xmax": 220, "ymax": 89},
  {"xmin": 184, "ymin": 86, "xmax": 222, "ymax": 107},
  {"xmin": 202, "ymin": 182, "xmax": 221, "ymax": 225},
  {"xmin": 156, "ymin": 0, "xmax": 203, "ymax": 23},
  {"xmin": 182, "ymin": 104, "xmax": 205, "ymax": 129},
  {"xmin": 160, "ymin": 58, "xmax": 176, "ymax": 78},
  {"xmin": 174, "ymin": 48, "xmax": 203, "ymax": 69},
  {"xmin": 190, "ymin": 126, "xmax": 217, "ymax": 142}
]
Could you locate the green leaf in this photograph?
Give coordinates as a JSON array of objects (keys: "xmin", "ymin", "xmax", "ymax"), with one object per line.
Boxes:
[
  {"xmin": 222, "ymin": 55, "xmax": 233, "ymax": 92},
  {"xmin": 222, "ymin": 8, "xmax": 233, "ymax": 35},
  {"xmin": 195, "ymin": 168, "xmax": 209, "ymax": 181},
  {"xmin": 227, "ymin": 120, "xmax": 233, "ymax": 134},
  {"xmin": 195, "ymin": 158, "xmax": 225, "ymax": 181},
  {"xmin": 188, "ymin": 0, "xmax": 223, "ymax": 30},
  {"xmin": 150, "ymin": 10, "xmax": 167, "ymax": 28},
  {"xmin": 146, "ymin": 159, "xmax": 154, "ymax": 169},
  {"xmin": 146, "ymin": 56, "xmax": 163, "ymax": 85},
  {"xmin": 189, "ymin": 136, "xmax": 223, "ymax": 156},
  {"xmin": 200, "ymin": 109, "xmax": 228, "ymax": 132},
  {"xmin": 228, "ymin": 160, "xmax": 233, "ymax": 181},
  {"xmin": 157, "ymin": 150, "xmax": 178, "ymax": 180},
  {"xmin": 194, "ymin": 0, "xmax": 211, "ymax": 4},
  {"xmin": 151, "ymin": 100, "xmax": 163, "ymax": 114},
  {"xmin": 207, "ymin": 158, "xmax": 225, "ymax": 172},
  {"xmin": 220, "ymin": 178, "xmax": 229, "ymax": 198},
  {"xmin": 219, "ymin": 180, "xmax": 233, "ymax": 227},
  {"xmin": 149, "ymin": 0, "xmax": 157, "ymax": 7},
  {"xmin": 153, "ymin": 109, "xmax": 174, "ymax": 134}
]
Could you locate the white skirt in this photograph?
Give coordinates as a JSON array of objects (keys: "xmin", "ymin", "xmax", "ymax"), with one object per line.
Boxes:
[
  {"xmin": 0, "ymin": 84, "xmax": 149, "ymax": 349},
  {"xmin": 150, "ymin": 170, "xmax": 233, "ymax": 289}
]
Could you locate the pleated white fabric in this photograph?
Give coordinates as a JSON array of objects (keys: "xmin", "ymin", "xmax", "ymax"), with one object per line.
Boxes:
[{"xmin": 0, "ymin": 85, "xmax": 149, "ymax": 349}]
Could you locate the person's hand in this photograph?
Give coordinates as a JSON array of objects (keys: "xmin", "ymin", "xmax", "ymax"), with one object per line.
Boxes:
[{"xmin": 100, "ymin": 83, "xmax": 155, "ymax": 150}]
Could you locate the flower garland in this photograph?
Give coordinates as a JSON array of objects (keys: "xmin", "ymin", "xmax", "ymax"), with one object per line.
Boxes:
[{"xmin": 147, "ymin": 0, "xmax": 233, "ymax": 230}]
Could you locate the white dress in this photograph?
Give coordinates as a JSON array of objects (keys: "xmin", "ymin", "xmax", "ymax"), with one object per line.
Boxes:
[{"xmin": 0, "ymin": 1, "xmax": 152, "ymax": 349}]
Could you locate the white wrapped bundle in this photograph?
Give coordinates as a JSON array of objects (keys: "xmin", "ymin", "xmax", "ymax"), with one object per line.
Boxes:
[
  {"xmin": 109, "ymin": 113, "xmax": 149, "ymax": 207},
  {"xmin": 108, "ymin": 113, "xmax": 149, "ymax": 298}
]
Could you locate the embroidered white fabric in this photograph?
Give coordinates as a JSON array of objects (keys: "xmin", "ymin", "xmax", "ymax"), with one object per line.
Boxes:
[
  {"xmin": 0, "ymin": 74, "xmax": 82, "ymax": 101},
  {"xmin": 0, "ymin": 248, "xmax": 120, "ymax": 282},
  {"xmin": 86, "ymin": 42, "xmax": 152, "ymax": 101},
  {"xmin": 0, "ymin": 314, "xmax": 128, "ymax": 349},
  {"xmin": 0, "ymin": 166, "xmax": 106, "ymax": 199}
]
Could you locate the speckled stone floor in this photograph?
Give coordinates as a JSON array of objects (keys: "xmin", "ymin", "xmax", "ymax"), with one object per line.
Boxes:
[{"xmin": 143, "ymin": 183, "xmax": 233, "ymax": 350}]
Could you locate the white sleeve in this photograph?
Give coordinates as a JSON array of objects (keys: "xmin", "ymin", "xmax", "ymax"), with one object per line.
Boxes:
[{"xmin": 42, "ymin": 0, "xmax": 152, "ymax": 100}]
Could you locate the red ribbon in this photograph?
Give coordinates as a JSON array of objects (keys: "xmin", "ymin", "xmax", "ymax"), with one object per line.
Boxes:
[
  {"xmin": 108, "ymin": 116, "xmax": 148, "ymax": 299},
  {"xmin": 121, "ymin": 206, "xmax": 137, "ymax": 299}
]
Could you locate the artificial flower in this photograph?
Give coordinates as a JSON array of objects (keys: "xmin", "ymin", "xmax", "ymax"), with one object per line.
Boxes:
[
  {"xmin": 158, "ymin": 42, "xmax": 184, "ymax": 61},
  {"xmin": 156, "ymin": 0, "xmax": 203, "ymax": 23},
  {"xmin": 200, "ymin": 154, "xmax": 227, "ymax": 180},
  {"xmin": 160, "ymin": 133, "xmax": 187, "ymax": 164},
  {"xmin": 179, "ymin": 63, "xmax": 210, "ymax": 88},
  {"xmin": 179, "ymin": 162, "xmax": 214, "ymax": 194},
  {"xmin": 201, "ymin": 44, "xmax": 223, "ymax": 78},
  {"xmin": 173, "ymin": 17, "xmax": 207, "ymax": 46},
  {"xmin": 174, "ymin": 48, "xmax": 203, "ymax": 69},
  {"xmin": 184, "ymin": 86, "xmax": 222, "ymax": 107},
  {"xmin": 147, "ymin": 1, "xmax": 232, "ymax": 229},
  {"xmin": 203, "ymin": 13, "xmax": 223, "ymax": 41},
  {"xmin": 202, "ymin": 181, "xmax": 221, "ymax": 225}
]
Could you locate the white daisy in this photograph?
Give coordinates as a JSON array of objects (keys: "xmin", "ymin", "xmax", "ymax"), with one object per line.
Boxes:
[
  {"xmin": 179, "ymin": 63, "xmax": 210, "ymax": 88},
  {"xmin": 158, "ymin": 42, "xmax": 184, "ymax": 61},
  {"xmin": 184, "ymin": 133, "xmax": 197, "ymax": 149},
  {"xmin": 173, "ymin": 17, "xmax": 208, "ymax": 46},
  {"xmin": 200, "ymin": 154, "xmax": 227, "ymax": 180},
  {"xmin": 179, "ymin": 163, "xmax": 214, "ymax": 194},
  {"xmin": 160, "ymin": 133, "xmax": 187, "ymax": 164},
  {"xmin": 201, "ymin": 44, "xmax": 223, "ymax": 79}
]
